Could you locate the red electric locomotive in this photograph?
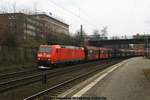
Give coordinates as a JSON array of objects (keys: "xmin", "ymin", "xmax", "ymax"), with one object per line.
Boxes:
[{"xmin": 37, "ymin": 45, "xmax": 85, "ymax": 68}]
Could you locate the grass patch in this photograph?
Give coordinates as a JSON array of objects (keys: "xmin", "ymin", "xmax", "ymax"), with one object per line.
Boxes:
[{"xmin": 143, "ymin": 69, "xmax": 150, "ymax": 81}]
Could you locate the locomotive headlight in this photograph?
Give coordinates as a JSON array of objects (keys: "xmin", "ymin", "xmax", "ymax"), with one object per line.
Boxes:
[
  {"xmin": 46, "ymin": 54, "xmax": 51, "ymax": 58},
  {"xmin": 37, "ymin": 54, "xmax": 42, "ymax": 57}
]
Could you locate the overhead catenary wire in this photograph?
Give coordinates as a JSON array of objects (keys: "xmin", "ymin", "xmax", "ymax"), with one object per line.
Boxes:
[{"xmin": 46, "ymin": 0, "xmax": 99, "ymax": 30}]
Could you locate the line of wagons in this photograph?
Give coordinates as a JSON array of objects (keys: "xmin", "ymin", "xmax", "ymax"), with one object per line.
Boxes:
[{"xmin": 37, "ymin": 45, "xmax": 144, "ymax": 68}]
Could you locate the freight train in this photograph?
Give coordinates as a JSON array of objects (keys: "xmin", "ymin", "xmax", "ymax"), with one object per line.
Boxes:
[{"xmin": 37, "ymin": 45, "xmax": 144, "ymax": 69}]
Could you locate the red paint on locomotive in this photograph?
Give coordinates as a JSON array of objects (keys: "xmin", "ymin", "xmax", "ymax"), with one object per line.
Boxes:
[{"xmin": 37, "ymin": 45, "xmax": 85, "ymax": 66}]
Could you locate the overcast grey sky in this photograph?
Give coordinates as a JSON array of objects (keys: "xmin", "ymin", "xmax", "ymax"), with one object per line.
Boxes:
[{"xmin": 1, "ymin": 0, "xmax": 150, "ymax": 36}]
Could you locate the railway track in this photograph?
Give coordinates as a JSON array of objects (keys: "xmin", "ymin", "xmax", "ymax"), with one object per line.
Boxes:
[
  {"xmin": 0, "ymin": 58, "xmax": 124, "ymax": 100},
  {"xmin": 0, "ymin": 68, "xmax": 39, "ymax": 82},
  {"xmin": 0, "ymin": 60, "xmax": 110, "ymax": 92},
  {"xmin": 24, "ymin": 59, "xmax": 123, "ymax": 100}
]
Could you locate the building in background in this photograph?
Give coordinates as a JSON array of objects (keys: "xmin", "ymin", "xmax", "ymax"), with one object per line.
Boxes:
[
  {"xmin": 0, "ymin": 13, "xmax": 43, "ymax": 42},
  {"xmin": 0, "ymin": 12, "xmax": 69, "ymax": 44},
  {"xmin": 31, "ymin": 14, "xmax": 69, "ymax": 35}
]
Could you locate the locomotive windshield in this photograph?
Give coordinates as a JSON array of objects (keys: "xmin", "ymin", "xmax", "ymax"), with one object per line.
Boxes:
[{"xmin": 39, "ymin": 47, "xmax": 52, "ymax": 53}]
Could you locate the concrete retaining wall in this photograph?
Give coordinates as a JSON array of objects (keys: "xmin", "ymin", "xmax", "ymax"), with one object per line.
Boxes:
[{"xmin": 0, "ymin": 45, "xmax": 37, "ymax": 66}]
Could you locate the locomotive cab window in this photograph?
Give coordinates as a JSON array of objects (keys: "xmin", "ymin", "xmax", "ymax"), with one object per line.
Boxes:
[{"xmin": 39, "ymin": 47, "xmax": 52, "ymax": 53}]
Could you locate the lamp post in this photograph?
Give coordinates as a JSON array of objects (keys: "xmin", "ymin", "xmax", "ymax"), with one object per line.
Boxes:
[
  {"xmin": 145, "ymin": 32, "xmax": 149, "ymax": 57},
  {"xmin": 147, "ymin": 35, "xmax": 149, "ymax": 57}
]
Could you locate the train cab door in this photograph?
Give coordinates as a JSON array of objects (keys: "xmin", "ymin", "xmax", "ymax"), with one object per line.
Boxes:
[
  {"xmin": 53, "ymin": 48, "xmax": 57, "ymax": 63},
  {"xmin": 55, "ymin": 48, "xmax": 60, "ymax": 63}
]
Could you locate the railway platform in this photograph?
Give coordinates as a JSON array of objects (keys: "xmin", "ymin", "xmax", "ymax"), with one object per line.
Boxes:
[{"xmin": 60, "ymin": 57, "xmax": 150, "ymax": 100}]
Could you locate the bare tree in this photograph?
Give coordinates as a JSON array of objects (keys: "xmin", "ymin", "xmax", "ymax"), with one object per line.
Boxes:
[
  {"xmin": 101, "ymin": 26, "xmax": 108, "ymax": 39},
  {"xmin": 92, "ymin": 29, "xmax": 100, "ymax": 40},
  {"xmin": 13, "ymin": 2, "xmax": 16, "ymax": 13}
]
